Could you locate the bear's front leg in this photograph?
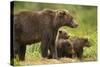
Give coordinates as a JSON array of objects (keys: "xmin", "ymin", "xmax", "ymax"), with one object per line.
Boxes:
[
  {"xmin": 41, "ymin": 36, "xmax": 50, "ymax": 58},
  {"xmin": 18, "ymin": 44, "xmax": 26, "ymax": 61},
  {"xmin": 49, "ymin": 42, "xmax": 58, "ymax": 59},
  {"xmin": 49, "ymin": 34, "xmax": 58, "ymax": 59}
]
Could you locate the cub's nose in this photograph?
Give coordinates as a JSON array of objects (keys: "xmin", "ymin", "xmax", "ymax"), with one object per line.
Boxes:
[
  {"xmin": 72, "ymin": 20, "xmax": 78, "ymax": 28},
  {"xmin": 75, "ymin": 23, "xmax": 78, "ymax": 27},
  {"xmin": 73, "ymin": 23, "xmax": 78, "ymax": 28},
  {"xmin": 65, "ymin": 35, "xmax": 70, "ymax": 39}
]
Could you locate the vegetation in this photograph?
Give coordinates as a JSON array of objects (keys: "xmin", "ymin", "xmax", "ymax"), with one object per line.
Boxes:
[{"xmin": 12, "ymin": 1, "xmax": 97, "ymax": 65}]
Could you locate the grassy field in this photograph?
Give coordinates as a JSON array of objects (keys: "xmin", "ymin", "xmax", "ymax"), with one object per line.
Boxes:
[{"xmin": 12, "ymin": 1, "xmax": 97, "ymax": 66}]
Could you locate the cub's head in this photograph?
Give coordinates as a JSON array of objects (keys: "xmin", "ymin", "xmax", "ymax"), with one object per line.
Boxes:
[{"xmin": 58, "ymin": 30, "xmax": 70, "ymax": 39}]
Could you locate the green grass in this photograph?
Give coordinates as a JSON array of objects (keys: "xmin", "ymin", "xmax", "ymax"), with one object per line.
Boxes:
[
  {"xmin": 26, "ymin": 43, "xmax": 41, "ymax": 59},
  {"xmin": 12, "ymin": 1, "xmax": 97, "ymax": 65}
]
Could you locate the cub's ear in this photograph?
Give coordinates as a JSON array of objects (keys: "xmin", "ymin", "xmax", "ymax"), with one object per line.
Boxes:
[
  {"xmin": 84, "ymin": 38, "xmax": 88, "ymax": 42},
  {"xmin": 59, "ymin": 30, "xmax": 62, "ymax": 34}
]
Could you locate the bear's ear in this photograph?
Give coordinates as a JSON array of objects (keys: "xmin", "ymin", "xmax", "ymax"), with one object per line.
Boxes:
[
  {"xmin": 59, "ymin": 11, "xmax": 66, "ymax": 15},
  {"xmin": 58, "ymin": 9, "xmax": 69, "ymax": 15},
  {"xmin": 58, "ymin": 11, "xmax": 66, "ymax": 16},
  {"xmin": 59, "ymin": 30, "xmax": 62, "ymax": 34},
  {"xmin": 56, "ymin": 10, "xmax": 66, "ymax": 17}
]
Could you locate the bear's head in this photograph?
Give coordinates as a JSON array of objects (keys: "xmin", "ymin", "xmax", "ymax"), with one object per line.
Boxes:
[{"xmin": 54, "ymin": 9, "xmax": 78, "ymax": 28}]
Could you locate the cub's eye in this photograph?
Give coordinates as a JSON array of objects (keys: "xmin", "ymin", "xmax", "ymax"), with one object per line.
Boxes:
[{"xmin": 85, "ymin": 39, "xmax": 88, "ymax": 42}]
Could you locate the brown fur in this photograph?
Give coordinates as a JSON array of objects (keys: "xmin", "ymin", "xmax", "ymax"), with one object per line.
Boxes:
[
  {"xmin": 55, "ymin": 37, "xmax": 90, "ymax": 59},
  {"xmin": 48, "ymin": 30, "xmax": 74, "ymax": 58},
  {"xmin": 12, "ymin": 9, "xmax": 78, "ymax": 61},
  {"xmin": 69, "ymin": 37, "xmax": 90, "ymax": 59}
]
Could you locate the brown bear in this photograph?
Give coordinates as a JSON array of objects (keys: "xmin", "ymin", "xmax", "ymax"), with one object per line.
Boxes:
[
  {"xmin": 48, "ymin": 30, "xmax": 74, "ymax": 59},
  {"xmin": 69, "ymin": 37, "xmax": 90, "ymax": 59},
  {"xmin": 57, "ymin": 30, "xmax": 70, "ymax": 39},
  {"xmin": 56, "ymin": 36, "xmax": 90, "ymax": 59},
  {"xmin": 50, "ymin": 36, "xmax": 90, "ymax": 59},
  {"xmin": 11, "ymin": 9, "xmax": 78, "ymax": 61}
]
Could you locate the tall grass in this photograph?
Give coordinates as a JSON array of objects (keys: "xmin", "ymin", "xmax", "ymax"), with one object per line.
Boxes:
[{"xmin": 26, "ymin": 43, "xmax": 41, "ymax": 60}]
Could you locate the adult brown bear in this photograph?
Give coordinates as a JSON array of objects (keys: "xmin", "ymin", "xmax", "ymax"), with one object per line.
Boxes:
[{"xmin": 12, "ymin": 9, "xmax": 78, "ymax": 61}]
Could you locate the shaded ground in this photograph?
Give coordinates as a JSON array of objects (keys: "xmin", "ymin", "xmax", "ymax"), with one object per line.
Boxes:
[
  {"xmin": 18, "ymin": 57, "xmax": 96, "ymax": 66},
  {"xmin": 20, "ymin": 58, "xmax": 79, "ymax": 65}
]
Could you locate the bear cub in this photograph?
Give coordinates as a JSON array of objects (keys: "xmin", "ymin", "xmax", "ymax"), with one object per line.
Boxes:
[
  {"xmin": 69, "ymin": 37, "xmax": 90, "ymax": 59},
  {"xmin": 51, "ymin": 30, "xmax": 91, "ymax": 59},
  {"xmin": 48, "ymin": 30, "xmax": 74, "ymax": 59}
]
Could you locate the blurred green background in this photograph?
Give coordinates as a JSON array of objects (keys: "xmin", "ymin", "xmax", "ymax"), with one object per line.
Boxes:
[{"xmin": 12, "ymin": 1, "xmax": 97, "ymax": 65}]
